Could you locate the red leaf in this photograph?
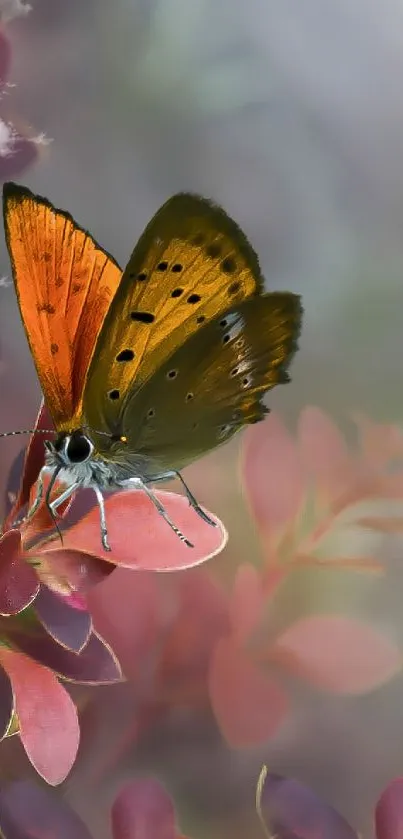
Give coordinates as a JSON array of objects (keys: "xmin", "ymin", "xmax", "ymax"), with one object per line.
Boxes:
[
  {"xmin": 0, "ymin": 780, "xmax": 93, "ymax": 839},
  {"xmin": 111, "ymin": 778, "xmax": 177, "ymax": 839},
  {"xmin": 272, "ymin": 615, "xmax": 402, "ymax": 694},
  {"xmin": 208, "ymin": 636, "xmax": 288, "ymax": 747},
  {"xmin": 49, "ymin": 491, "xmax": 227, "ymax": 570},
  {"xmin": 375, "ymin": 777, "xmax": 403, "ymax": 839},
  {"xmin": 4, "ymin": 402, "xmax": 53, "ymax": 529},
  {"xmin": 0, "ymin": 649, "xmax": 79, "ymax": 784},
  {"xmin": 0, "ymin": 530, "xmax": 39, "ymax": 615},
  {"xmin": 242, "ymin": 414, "xmax": 304, "ymax": 535}
]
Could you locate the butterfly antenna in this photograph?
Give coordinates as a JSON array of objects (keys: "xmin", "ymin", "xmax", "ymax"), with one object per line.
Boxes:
[{"xmin": 0, "ymin": 428, "xmax": 56, "ymax": 438}]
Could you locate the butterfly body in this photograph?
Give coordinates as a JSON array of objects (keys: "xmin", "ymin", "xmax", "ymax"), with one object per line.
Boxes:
[{"xmin": 3, "ymin": 183, "xmax": 302, "ymax": 551}]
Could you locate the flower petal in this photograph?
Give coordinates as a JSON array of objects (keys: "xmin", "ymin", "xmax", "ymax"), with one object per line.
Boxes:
[
  {"xmin": 48, "ymin": 491, "xmax": 227, "ymax": 570},
  {"xmin": 272, "ymin": 615, "xmax": 402, "ymax": 694},
  {"xmin": 0, "ymin": 648, "xmax": 79, "ymax": 784},
  {"xmin": 111, "ymin": 778, "xmax": 177, "ymax": 839},
  {"xmin": 9, "ymin": 625, "xmax": 122, "ymax": 684},
  {"xmin": 34, "ymin": 585, "xmax": 92, "ymax": 652},
  {"xmin": 0, "ymin": 780, "xmax": 93, "ymax": 839},
  {"xmin": 241, "ymin": 415, "xmax": 304, "ymax": 536},
  {"xmin": 375, "ymin": 777, "xmax": 403, "ymax": 839},
  {"xmin": 209, "ymin": 636, "xmax": 288, "ymax": 747},
  {"xmin": 0, "ymin": 666, "xmax": 14, "ymax": 740},
  {"xmin": 257, "ymin": 770, "xmax": 357, "ymax": 839},
  {"xmin": 0, "ymin": 530, "xmax": 39, "ymax": 615}
]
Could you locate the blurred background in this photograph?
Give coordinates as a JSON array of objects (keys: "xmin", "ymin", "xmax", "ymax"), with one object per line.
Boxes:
[{"xmin": 1, "ymin": 0, "xmax": 403, "ymax": 836}]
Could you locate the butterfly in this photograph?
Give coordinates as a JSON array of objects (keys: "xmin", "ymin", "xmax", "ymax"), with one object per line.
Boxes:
[{"xmin": 2, "ymin": 183, "xmax": 302, "ymax": 551}]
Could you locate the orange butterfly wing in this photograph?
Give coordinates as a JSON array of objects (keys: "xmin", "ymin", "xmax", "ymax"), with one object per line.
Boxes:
[{"xmin": 3, "ymin": 183, "xmax": 122, "ymax": 431}]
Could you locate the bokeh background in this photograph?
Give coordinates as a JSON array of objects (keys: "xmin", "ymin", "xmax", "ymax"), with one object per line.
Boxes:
[{"xmin": 1, "ymin": 0, "xmax": 403, "ymax": 837}]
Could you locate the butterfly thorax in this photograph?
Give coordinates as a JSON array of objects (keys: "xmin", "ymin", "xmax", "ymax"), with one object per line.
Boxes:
[{"xmin": 44, "ymin": 429, "xmax": 120, "ymax": 490}]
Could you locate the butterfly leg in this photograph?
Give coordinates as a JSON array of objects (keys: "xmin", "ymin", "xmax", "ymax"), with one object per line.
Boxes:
[
  {"xmin": 147, "ymin": 471, "xmax": 217, "ymax": 528},
  {"xmin": 120, "ymin": 478, "xmax": 194, "ymax": 548},
  {"xmin": 13, "ymin": 465, "xmax": 50, "ymax": 527},
  {"xmin": 48, "ymin": 482, "xmax": 80, "ymax": 516},
  {"xmin": 92, "ymin": 485, "xmax": 111, "ymax": 553}
]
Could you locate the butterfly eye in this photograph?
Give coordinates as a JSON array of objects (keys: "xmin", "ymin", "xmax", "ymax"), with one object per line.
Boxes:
[
  {"xmin": 186, "ymin": 392, "xmax": 194, "ymax": 402},
  {"xmin": 228, "ymin": 281, "xmax": 241, "ymax": 295},
  {"xmin": 137, "ymin": 272, "xmax": 147, "ymax": 281},
  {"xmin": 187, "ymin": 294, "xmax": 201, "ymax": 304},
  {"xmin": 171, "ymin": 288, "xmax": 183, "ymax": 298},
  {"xmin": 157, "ymin": 261, "xmax": 168, "ymax": 271},
  {"xmin": 171, "ymin": 264, "xmax": 183, "ymax": 273},
  {"xmin": 230, "ymin": 367, "xmax": 239, "ymax": 377},
  {"xmin": 242, "ymin": 376, "xmax": 251, "ymax": 388},
  {"xmin": 222, "ymin": 334, "xmax": 230, "ymax": 345},
  {"xmin": 147, "ymin": 408, "xmax": 155, "ymax": 418},
  {"xmin": 65, "ymin": 433, "xmax": 94, "ymax": 464},
  {"xmin": 197, "ymin": 315, "xmax": 206, "ymax": 324},
  {"xmin": 219, "ymin": 319, "xmax": 228, "ymax": 328},
  {"xmin": 108, "ymin": 389, "xmax": 120, "ymax": 400},
  {"xmin": 167, "ymin": 370, "xmax": 178, "ymax": 380}
]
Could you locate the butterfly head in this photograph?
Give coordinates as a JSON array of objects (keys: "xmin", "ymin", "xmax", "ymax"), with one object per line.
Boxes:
[{"xmin": 45, "ymin": 429, "xmax": 95, "ymax": 467}]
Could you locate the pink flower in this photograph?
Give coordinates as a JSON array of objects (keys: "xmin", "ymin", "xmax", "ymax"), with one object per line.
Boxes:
[{"xmin": 0, "ymin": 776, "xmax": 191, "ymax": 838}]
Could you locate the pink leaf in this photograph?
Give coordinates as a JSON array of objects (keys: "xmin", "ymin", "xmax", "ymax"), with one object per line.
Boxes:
[
  {"xmin": 209, "ymin": 636, "xmax": 288, "ymax": 747},
  {"xmin": 229, "ymin": 563, "xmax": 265, "ymax": 642},
  {"xmin": 375, "ymin": 777, "xmax": 403, "ymax": 839},
  {"xmin": 0, "ymin": 649, "xmax": 79, "ymax": 784},
  {"xmin": 272, "ymin": 615, "xmax": 402, "ymax": 694},
  {"xmin": 298, "ymin": 406, "xmax": 356, "ymax": 502},
  {"xmin": 49, "ymin": 491, "xmax": 227, "ymax": 570},
  {"xmin": 34, "ymin": 548, "xmax": 113, "ymax": 597},
  {"xmin": 0, "ymin": 530, "xmax": 39, "ymax": 615},
  {"xmin": 111, "ymin": 778, "xmax": 177, "ymax": 839},
  {"xmin": 242, "ymin": 414, "xmax": 304, "ymax": 535},
  {"xmin": 88, "ymin": 569, "xmax": 160, "ymax": 682}
]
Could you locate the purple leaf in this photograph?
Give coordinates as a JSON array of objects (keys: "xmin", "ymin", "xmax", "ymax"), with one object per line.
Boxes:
[
  {"xmin": 9, "ymin": 625, "xmax": 122, "ymax": 684},
  {"xmin": 0, "ymin": 780, "xmax": 93, "ymax": 839},
  {"xmin": 34, "ymin": 585, "xmax": 92, "ymax": 652},
  {"xmin": 257, "ymin": 771, "xmax": 357, "ymax": 839},
  {"xmin": 0, "ymin": 666, "xmax": 14, "ymax": 740}
]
